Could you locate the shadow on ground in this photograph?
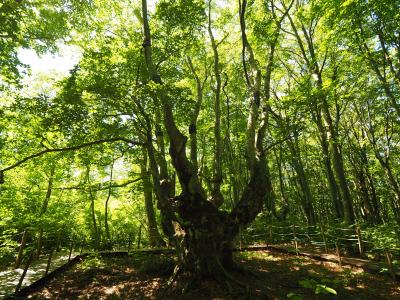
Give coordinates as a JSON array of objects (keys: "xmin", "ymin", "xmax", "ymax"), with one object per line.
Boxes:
[{"xmin": 22, "ymin": 250, "xmax": 399, "ymax": 300}]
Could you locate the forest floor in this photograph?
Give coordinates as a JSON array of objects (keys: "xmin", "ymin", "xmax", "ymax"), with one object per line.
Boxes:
[
  {"xmin": 20, "ymin": 249, "xmax": 399, "ymax": 300},
  {"xmin": 248, "ymin": 243, "xmax": 400, "ymax": 277}
]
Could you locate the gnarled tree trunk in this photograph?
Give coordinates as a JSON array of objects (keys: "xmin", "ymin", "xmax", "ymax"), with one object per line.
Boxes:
[{"xmin": 140, "ymin": 0, "xmax": 272, "ymax": 282}]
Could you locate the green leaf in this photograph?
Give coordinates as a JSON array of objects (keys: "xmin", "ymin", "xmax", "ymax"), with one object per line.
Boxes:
[
  {"xmin": 287, "ymin": 292, "xmax": 304, "ymax": 300},
  {"xmin": 315, "ymin": 284, "xmax": 337, "ymax": 295}
]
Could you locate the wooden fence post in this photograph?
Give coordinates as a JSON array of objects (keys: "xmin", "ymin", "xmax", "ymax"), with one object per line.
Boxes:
[
  {"xmin": 15, "ymin": 230, "xmax": 28, "ymax": 269},
  {"xmin": 15, "ymin": 252, "xmax": 34, "ymax": 293},
  {"xmin": 319, "ymin": 224, "xmax": 328, "ymax": 254},
  {"xmin": 385, "ymin": 250, "xmax": 396, "ymax": 280},
  {"xmin": 355, "ymin": 226, "xmax": 364, "ymax": 257},
  {"xmin": 292, "ymin": 224, "xmax": 299, "ymax": 256},
  {"xmin": 335, "ymin": 240, "xmax": 342, "ymax": 268},
  {"xmin": 45, "ymin": 248, "xmax": 54, "ymax": 276},
  {"xmin": 36, "ymin": 228, "xmax": 44, "ymax": 260}
]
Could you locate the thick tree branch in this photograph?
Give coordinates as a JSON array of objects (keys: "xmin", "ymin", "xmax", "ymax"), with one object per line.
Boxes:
[
  {"xmin": 51, "ymin": 177, "xmax": 142, "ymax": 192},
  {"xmin": 0, "ymin": 137, "xmax": 143, "ymax": 174}
]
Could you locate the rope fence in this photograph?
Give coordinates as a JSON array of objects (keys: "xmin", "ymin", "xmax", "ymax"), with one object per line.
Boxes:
[
  {"xmin": 2, "ymin": 221, "xmax": 399, "ymax": 294},
  {"xmin": 238, "ymin": 222, "xmax": 399, "ymax": 278}
]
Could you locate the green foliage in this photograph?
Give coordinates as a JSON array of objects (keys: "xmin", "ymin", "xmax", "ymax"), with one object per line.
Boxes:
[
  {"xmin": 298, "ymin": 278, "xmax": 337, "ymax": 296},
  {"xmin": 1, "ymin": 0, "xmax": 400, "ymax": 276},
  {"xmin": 80, "ymin": 253, "xmax": 106, "ymax": 270},
  {"xmin": 363, "ymin": 223, "xmax": 400, "ymax": 250},
  {"xmin": 0, "ymin": 0, "xmax": 91, "ymax": 85},
  {"xmin": 156, "ymin": 0, "xmax": 205, "ymax": 32}
]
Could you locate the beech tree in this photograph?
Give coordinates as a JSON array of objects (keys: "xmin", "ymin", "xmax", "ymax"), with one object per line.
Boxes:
[
  {"xmin": 2, "ymin": 0, "xmax": 400, "ymax": 291},
  {"xmin": 136, "ymin": 0, "xmax": 296, "ymax": 282}
]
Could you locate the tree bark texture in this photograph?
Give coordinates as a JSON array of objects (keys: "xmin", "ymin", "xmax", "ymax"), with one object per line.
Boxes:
[{"xmin": 140, "ymin": 0, "xmax": 271, "ymax": 281}]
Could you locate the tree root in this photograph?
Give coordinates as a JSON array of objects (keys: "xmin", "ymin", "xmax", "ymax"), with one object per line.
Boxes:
[
  {"xmin": 160, "ymin": 260, "xmax": 267, "ymax": 299},
  {"xmin": 167, "ymin": 264, "xmax": 181, "ymax": 286},
  {"xmin": 219, "ymin": 264, "xmax": 273, "ymax": 299},
  {"xmin": 159, "ymin": 265, "xmax": 182, "ymax": 299}
]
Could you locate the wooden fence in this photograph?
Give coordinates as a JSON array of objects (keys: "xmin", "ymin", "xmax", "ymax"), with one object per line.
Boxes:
[
  {"xmin": 2, "ymin": 222, "xmax": 399, "ymax": 294},
  {"xmin": 238, "ymin": 223, "xmax": 399, "ymax": 279}
]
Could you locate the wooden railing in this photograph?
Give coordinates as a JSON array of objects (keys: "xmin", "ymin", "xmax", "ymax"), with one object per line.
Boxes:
[
  {"xmin": 2, "ymin": 222, "xmax": 399, "ymax": 295},
  {"xmin": 0, "ymin": 225, "xmax": 148, "ymax": 295},
  {"xmin": 238, "ymin": 222, "xmax": 399, "ymax": 279}
]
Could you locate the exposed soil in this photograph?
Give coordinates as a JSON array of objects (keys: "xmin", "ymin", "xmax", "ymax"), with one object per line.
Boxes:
[{"xmin": 24, "ymin": 250, "xmax": 399, "ymax": 299}]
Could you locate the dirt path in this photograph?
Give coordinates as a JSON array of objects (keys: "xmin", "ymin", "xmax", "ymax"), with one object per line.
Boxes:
[{"xmin": 0, "ymin": 251, "xmax": 79, "ymax": 299}]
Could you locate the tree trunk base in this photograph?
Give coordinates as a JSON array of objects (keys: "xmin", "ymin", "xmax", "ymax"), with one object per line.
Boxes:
[{"xmin": 163, "ymin": 261, "xmax": 270, "ymax": 299}]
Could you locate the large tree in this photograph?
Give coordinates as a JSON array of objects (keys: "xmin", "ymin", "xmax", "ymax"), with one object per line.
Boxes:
[{"xmin": 138, "ymin": 0, "xmax": 293, "ymax": 283}]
